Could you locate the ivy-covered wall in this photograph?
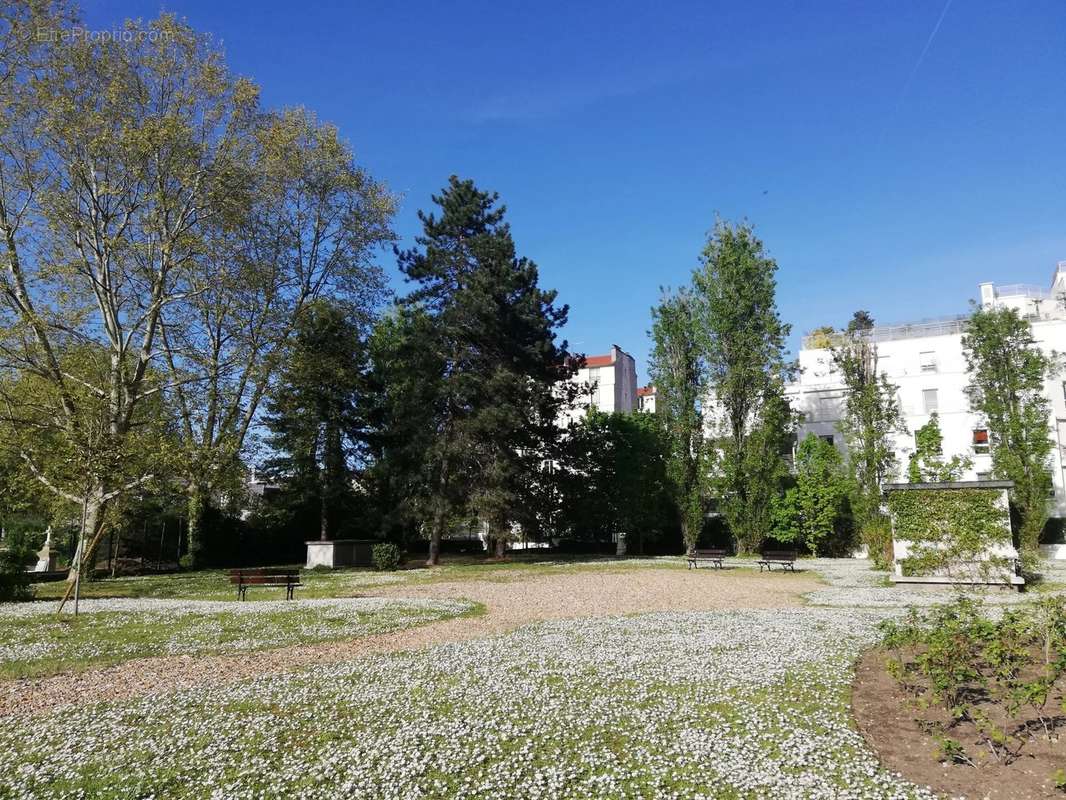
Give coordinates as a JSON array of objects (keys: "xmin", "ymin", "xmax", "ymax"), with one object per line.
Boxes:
[{"xmin": 886, "ymin": 487, "xmax": 1012, "ymax": 577}]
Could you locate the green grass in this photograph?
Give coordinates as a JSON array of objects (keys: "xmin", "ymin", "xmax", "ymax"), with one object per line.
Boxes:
[
  {"xmin": 0, "ymin": 600, "xmax": 481, "ymax": 680},
  {"xmin": 29, "ymin": 554, "xmax": 693, "ymax": 602}
]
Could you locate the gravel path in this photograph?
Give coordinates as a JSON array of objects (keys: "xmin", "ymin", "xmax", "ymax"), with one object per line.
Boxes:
[{"xmin": 0, "ymin": 568, "xmax": 819, "ymax": 717}]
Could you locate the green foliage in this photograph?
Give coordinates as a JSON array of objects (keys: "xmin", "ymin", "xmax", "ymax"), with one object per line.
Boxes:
[
  {"xmin": 391, "ymin": 176, "xmax": 574, "ymax": 563},
  {"xmin": 906, "ymin": 413, "xmax": 972, "ymax": 483},
  {"xmin": 695, "ymin": 221, "xmax": 794, "ymax": 554},
  {"xmin": 371, "ymin": 543, "xmax": 403, "ymax": 572},
  {"xmin": 0, "ymin": 523, "xmax": 41, "ymax": 602},
  {"xmin": 806, "ymin": 325, "xmax": 836, "ymax": 349},
  {"xmin": 556, "ymin": 411, "xmax": 672, "ymax": 553},
  {"xmin": 648, "ymin": 290, "xmax": 708, "ymax": 550},
  {"xmin": 879, "ymin": 598, "xmax": 1066, "ymax": 765},
  {"xmin": 263, "ymin": 300, "xmax": 372, "ymax": 543},
  {"xmin": 962, "ymin": 307, "xmax": 1056, "ymax": 558},
  {"xmin": 887, "ymin": 487, "xmax": 1012, "ymax": 580},
  {"xmin": 0, "ymin": 5, "xmax": 396, "ymax": 571},
  {"xmin": 364, "ymin": 307, "xmax": 446, "ymax": 545},
  {"xmin": 1053, "ymin": 768, "xmax": 1066, "ymax": 792},
  {"xmin": 831, "ymin": 311, "xmax": 907, "ymax": 564},
  {"xmin": 771, "ymin": 434, "xmax": 850, "ymax": 555},
  {"xmin": 862, "ymin": 515, "xmax": 894, "ymax": 571}
]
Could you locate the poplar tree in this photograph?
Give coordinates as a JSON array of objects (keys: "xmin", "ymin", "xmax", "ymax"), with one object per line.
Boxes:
[
  {"xmin": 831, "ymin": 311, "xmax": 905, "ymax": 566},
  {"xmin": 696, "ymin": 221, "xmax": 793, "ymax": 554},
  {"xmin": 962, "ymin": 306, "xmax": 1055, "ymax": 558},
  {"xmin": 649, "ymin": 289, "xmax": 708, "ymax": 550}
]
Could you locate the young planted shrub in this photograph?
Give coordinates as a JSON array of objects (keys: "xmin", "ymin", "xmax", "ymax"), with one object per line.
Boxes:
[
  {"xmin": 371, "ymin": 542, "xmax": 403, "ymax": 572},
  {"xmin": 879, "ymin": 597, "xmax": 1066, "ymax": 766}
]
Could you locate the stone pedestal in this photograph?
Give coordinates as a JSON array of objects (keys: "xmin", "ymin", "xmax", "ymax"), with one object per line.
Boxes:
[
  {"xmin": 305, "ymin": 539, "xmax": 377, "ymax": 569},
  {"xmin": 32, "ymin": 527, "xmax": 57, "ymax": 573}
]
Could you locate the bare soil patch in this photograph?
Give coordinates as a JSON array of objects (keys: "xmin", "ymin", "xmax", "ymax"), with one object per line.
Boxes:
[
  {"xmin": 1, "ymin": 567, "xmax": 818, "ymax": 717},
  {"xmin": 852, "ymin": 647, "xmax": 1065, "ymax": 799}
]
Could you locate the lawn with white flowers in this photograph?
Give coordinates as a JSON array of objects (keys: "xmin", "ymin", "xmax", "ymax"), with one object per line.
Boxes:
[
  {"xmin": 0, "ymin": 597, "xmax": 476, "ymax": 679},
  {"xmin": 1, "ymin": 607, "xmax": 941, "ymax": 800}
]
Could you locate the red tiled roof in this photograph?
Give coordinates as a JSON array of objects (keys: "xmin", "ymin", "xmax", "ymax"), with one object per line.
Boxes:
[
  {"xmin": 637, "ymin": 385, "xmax": 656, "ymax": 397},
  {"xmin": 582, "ymin": 354, "xmax": 614, "ymax": 367}
]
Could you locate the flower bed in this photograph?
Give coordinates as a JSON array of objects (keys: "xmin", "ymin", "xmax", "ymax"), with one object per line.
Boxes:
[{"xmin": 855, "ymin": 597, "xmax": 1066, "ymax": 798}]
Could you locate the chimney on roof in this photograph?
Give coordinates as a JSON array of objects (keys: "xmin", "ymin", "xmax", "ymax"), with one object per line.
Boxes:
[{"xmin": 978, "ymin": 282, "xmax": 995, "ymax": 309}]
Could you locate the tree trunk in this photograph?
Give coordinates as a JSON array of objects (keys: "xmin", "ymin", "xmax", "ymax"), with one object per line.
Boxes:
[
  {"xmin": 427, "ymin": 459, "xmax": 449, "ymax": 566},
  {"xmin": 426, "ymin": 511, "xmax": 443, "ymax": 566},
  {"xmin": 66, "ymin": 491, "xmax": 107, "ymax": 584},
  {"xmin": 615, "ymin": 531, "xmax": 627, "ymax": 557},
  {"xmin": 185, "ymin": 485, "xmax": 206, "ymax": 568},
  {"xmin": 319, "ymin": 488, "xmax": 329, "ymax": 542},
  {"xmin": 494, "ymin": 535, "xmax": 506, "ymax": 559}
]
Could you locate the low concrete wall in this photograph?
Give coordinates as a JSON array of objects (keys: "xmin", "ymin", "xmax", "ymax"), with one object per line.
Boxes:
[{"xmin": 1040, "ymin": 543, "xmax": 1066, "ymax": 561}]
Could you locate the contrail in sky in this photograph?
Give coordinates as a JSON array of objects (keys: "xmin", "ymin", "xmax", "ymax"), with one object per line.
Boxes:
[
  {"xmin": 878, "ymin": 0, "xmax": 954, "ymax": 148},
  {"xmin": 900, "ymin": 0, "xmax": 955, "ymax": 103}
]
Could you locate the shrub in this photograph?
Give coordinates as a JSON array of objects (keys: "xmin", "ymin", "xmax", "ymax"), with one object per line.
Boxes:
[
  {"xmin": 0, "ymin": 525, "xmax": 43, "ymax": 602},
  {"xmin": 879, "ymin": 597, "xmax": 1066, "ymax": 765},
  {"xmin": 0, "ymin": 569, "xmax": 32, "ymax": 603},
  {"xmin": 372, "ymin": 542, "xmax": 403, "ymax": 571},
  {"xmin": 861, "ymin": 515, "xmax": 893, "ymax": 570}
]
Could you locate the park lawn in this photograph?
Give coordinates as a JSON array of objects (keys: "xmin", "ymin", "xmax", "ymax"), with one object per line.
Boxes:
[
  {"xmin": 29, "ymin": 555, "xmax": 697, "ymax": 602},
  {"xmin": 0, "ymin": 597, "xmax": 478, "ymax": 680},
  {"xmin": 0, "ymin": 607, "xmax": 936, "ymax": 800}
]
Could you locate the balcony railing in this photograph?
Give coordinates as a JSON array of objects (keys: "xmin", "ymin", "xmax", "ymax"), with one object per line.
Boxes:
[{"xmin": 802, "ymin": 314, "xmax": 971, "ymax": 349}]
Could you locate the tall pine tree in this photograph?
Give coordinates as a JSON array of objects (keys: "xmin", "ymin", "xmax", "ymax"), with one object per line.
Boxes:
[{"xmin": 394, "ymin": 176, "xmax": 573, "ymax": 564}]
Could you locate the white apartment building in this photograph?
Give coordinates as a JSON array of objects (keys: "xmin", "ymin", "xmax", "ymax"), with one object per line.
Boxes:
[
  {"xmin": 637, "ymin": 385, "xmax": 657, "ymax": 413},
  {"xmin": 560, "ymin": 344, "xmax": 638, "ymax": 426},
  {"xmin": 791, "ymin": 261, "xmax": 1066, "ymax": 558}
]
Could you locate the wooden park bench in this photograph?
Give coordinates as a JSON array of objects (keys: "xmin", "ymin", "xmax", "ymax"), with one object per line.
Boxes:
[
  {"xmin": 687, "ymin": 548, "xmax": 727, "ymax": 569},
  {"xmin": 757, "ymin": 550, "xmax": 798, "ymax": 572},
  {"xmin": 228, "ymin": 568, "xmax": 302, "ymax": 600}
]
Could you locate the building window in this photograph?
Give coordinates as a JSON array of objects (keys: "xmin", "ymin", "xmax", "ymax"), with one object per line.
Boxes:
[
  {"xmin": 922, "ymin": 388, "xmax": 939, "ymax": 414},
  {"xmin": 1061, "ymin": 380, "xmax": 1066, "ymax": 401},
  {"xmin": 819, "ymin": 434, "xmax": 834, "ymax": 446},
  {"xmin": 919, "ymin": 351, "xmax": 937, "ymax": 373},
  {"xmin": 972, "ymin": 428, "xmax": 989, "ymax": 454},
  {"xmin": 976, "ymin": 471, "xmax": 992, "ymax": 481}
]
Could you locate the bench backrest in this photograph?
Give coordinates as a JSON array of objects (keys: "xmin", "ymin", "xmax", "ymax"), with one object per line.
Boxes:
[
  {"xmin": 762, "ymin": 550, "xmax": 797, "ymax": 561},
  {"xmin": 228, "ymin": 569, "xmax": 300, "ymax": 585},
  {"xmin": 691, "ymin": 548, "xmax": 727, "ymax": 557}
]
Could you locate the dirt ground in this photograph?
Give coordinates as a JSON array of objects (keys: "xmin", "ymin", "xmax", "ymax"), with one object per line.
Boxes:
[
  {"xmin": 852, "ymin": 648, "xmax": 1065, "ymax": 800},
  {"xmin": 1, "ymin": 567, "xmax": 819, "ymax": 717}
]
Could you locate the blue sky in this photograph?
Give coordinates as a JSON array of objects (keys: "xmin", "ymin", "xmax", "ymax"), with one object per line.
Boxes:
[{"xmin": 83, "ymin": 1, "xmax": 1066, "ymax": 382}]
